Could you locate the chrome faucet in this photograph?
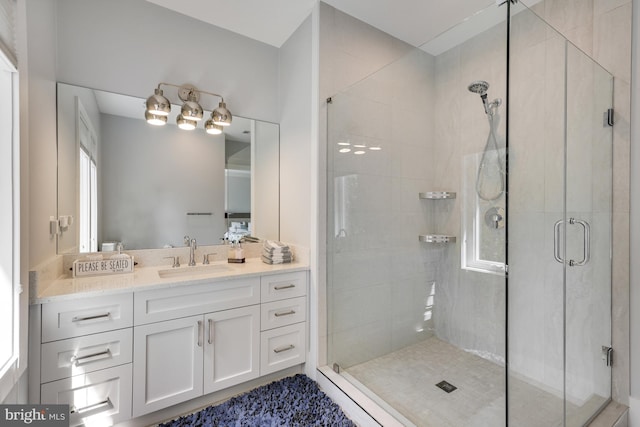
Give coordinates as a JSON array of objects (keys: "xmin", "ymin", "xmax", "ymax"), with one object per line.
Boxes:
[{"xmin": 184, "ymin": 235, "xmax": 197, "ymax": 266}]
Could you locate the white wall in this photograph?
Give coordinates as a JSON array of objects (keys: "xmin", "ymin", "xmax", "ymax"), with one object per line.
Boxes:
[
  {"xmin": 278, "ymin": 16, "xmax": 313, "ymax": 248},
  {"xmin": 277, "ymin": 14, "xmax": 314, "ymax": 377},
  {"xmin": 22, "ymin": 0, "xmax": 57, "ymax": 269}
]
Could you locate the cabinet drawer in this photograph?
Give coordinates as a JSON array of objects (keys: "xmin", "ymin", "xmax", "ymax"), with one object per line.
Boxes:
[
  {"xmin": 42, "ymin": 294, "xmax": 133, "ymax": 342},
  {"xmin": 260, "ymin": 297, "xmax": 306, "ymax": 331},
  {"xmin": 260, "ymin": 272, "xmax": 307, "ymax": 303},
  {"xmin": 41, "ymin": 364, "xmax": 132, "ymax": 427},
  {"xmin": 134, "ymin": 277, "xmax": 260, "ymax": 325},
  {"xmin": 41, "ymin": 328, "xmax": 133, "ymax": 383},
  {"xmin": 260, "ymin": 322, "xmax": 306, "ymax": 375}
]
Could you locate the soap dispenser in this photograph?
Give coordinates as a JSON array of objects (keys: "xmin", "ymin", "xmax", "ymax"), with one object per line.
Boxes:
[{"xmin": 228, "ymin": 240, "xmax": 246, "ymax": 263}]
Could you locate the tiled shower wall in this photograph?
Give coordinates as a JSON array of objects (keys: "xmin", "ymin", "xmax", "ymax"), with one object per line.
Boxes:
[{"xmin": 430, "ymin": 14, "xmax": 508, "ymax": 364}]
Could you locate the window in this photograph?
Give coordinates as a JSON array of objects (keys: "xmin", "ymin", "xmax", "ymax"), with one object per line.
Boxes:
[
  {"xmin": 79, "ymin": 148, "xmax": 97, "ymax": 252},
  {"xmin": 0, "ymin": 46, "xmax": 19, "ymax": 398},
  {"xmin": 78, "ymin": 103, "xmax": 98, "ymax": 253}
]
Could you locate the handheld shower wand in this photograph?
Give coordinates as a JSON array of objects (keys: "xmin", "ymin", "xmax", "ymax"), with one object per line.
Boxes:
[
  {"xmin": 468, "ymin": 80, "xmax": 492, "ymax": 115},
  {"xmin": 467, "ymin": 80, "xmax": 505, "ymax": 201}
]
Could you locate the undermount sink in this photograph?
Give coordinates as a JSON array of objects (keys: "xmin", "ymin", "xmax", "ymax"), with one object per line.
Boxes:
[{"xmin": 158, "ymin": 263, "xmax": 231, "ymax": 278}]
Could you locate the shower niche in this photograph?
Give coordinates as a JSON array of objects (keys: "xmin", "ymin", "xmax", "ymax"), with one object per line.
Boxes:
[{"xmin": 418, "ymin": 191, "xmax": 457, "ymax": 244}]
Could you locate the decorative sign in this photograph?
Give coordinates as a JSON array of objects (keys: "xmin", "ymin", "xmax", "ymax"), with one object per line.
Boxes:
[{"xmin": 73, "ymin": 257, "xmax": 134, "ymax": 277}]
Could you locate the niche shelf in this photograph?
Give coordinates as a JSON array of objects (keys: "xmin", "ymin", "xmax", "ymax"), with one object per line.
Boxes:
[
  {"xmin": 418, "ymin": 191, "xmax": 457, "ymax": 243},
  {"xmin": 418, "ymin": 235, "xmax": 456, "ymax": 244},
  {"xmin": 419, "ymin": 191, "xmax": 456, "ymax": 200}
]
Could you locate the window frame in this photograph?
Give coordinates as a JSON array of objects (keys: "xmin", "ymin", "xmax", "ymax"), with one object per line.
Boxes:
[{"xmin": 0, "ymin": 46, "xmax": 21, "ymax": 402}]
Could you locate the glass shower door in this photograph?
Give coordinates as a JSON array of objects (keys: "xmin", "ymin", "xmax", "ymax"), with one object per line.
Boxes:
[
  {"xmin": 563, "ymin": 42, "xmax": 613, "ymax": 426},
  {"xmin": 508, "ymin": 3, "xmax": 613, "ymax": 426}
]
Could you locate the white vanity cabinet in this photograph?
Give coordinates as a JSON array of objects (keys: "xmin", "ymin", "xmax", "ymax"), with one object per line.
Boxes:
[
  {"xmin": 132, "ymin": 277, "xmax": 261, "ymax": 417},
  {"xmin": 35, "ymin": 267, "xmax": 308, "ymax": 425}
]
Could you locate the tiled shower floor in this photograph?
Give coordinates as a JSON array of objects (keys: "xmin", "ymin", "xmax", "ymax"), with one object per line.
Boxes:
[{"xmin": 344, "ymin": 337, "xmax": 606, "ymax": 427}]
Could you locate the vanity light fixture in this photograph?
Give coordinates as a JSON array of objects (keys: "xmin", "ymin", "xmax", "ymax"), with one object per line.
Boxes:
[
  {"xmin": 176, "ymin": 114, "xmax": 197, "ymax": 130},
  {"xmin": 145, "ymin": 110, "xmax": 168, "ymax": 126},
  {"xmin": 212, "ymin": 101, "xmax": 232, "ymax": 126},
  {"xmin": 145, "ymin": 88, "xmax": 171, "ymax": 116},
  {"xmin": 145, "ymin": 83, "xmax": 232, "ymax": 133},
  {"xmin": 204, "ymin": 120, "xmax": 223, "ymax": 135}
]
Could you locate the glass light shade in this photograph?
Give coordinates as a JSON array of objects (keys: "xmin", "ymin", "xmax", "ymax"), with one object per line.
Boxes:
[
  {"xmin": 145, "ymin": 110, "xmax": 167, "ymax": 126},
  {"xmin": 181, "ymin": 100, "xmax": 203, "ymax": 121},
  {"xmin": 145, "ymin": 88, "xmax": 171, "ymax": 116},
  {"xmin": 176, "ymin": 114, "xmax": 196, "ymax": 130},
  {"xmin": 204, "ymin": 119, "xmax": 223, "ymax": 135},
  {"xmin": 212, "ymin": 101, "xmax": 232, "ymax": 126}
]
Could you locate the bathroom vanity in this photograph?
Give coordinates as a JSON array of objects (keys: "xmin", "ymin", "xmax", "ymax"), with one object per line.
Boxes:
[{"xmin": 30, "ymin": 259, "xmax": 308, "ymax": 426}]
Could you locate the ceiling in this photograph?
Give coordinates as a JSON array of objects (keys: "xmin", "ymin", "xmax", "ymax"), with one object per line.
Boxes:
[{"xmin": 146, "ymin": 0, "xmax": 496, "ymax": 48}]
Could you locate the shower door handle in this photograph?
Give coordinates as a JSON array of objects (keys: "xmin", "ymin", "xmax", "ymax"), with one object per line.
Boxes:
[
  {"xmin": 553, "ymin": 219, "xmax": 564, "ymax": 264},
  {"xmin": 568, "ymin": 218, "xmax": 590, "ymax": 267},
  {"xmin": 553, "ymin": 218, "xmax": 590, "ymax": 266}
]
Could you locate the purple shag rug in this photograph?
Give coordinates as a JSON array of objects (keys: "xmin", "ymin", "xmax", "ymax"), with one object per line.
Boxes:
[{"xmin": 158, "ymin": 374, "xmax": 356, "ymax": 427}]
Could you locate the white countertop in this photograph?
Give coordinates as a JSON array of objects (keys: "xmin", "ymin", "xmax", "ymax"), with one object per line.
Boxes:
[{"xmin": 33, "ymin": 258, "xmax": 309, "ymax": 304}]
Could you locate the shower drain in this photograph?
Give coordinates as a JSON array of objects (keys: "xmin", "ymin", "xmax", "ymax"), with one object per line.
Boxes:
[{"xmin": 435, "ymin": 380, "xmax": 457, "ymax": 393}]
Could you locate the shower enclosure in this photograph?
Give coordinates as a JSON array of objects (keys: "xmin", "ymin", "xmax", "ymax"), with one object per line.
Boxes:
[{"xmin": 325, "ymin": 2, "xmax": 613, "ymax": 426}]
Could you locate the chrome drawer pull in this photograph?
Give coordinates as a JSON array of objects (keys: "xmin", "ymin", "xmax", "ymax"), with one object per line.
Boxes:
[
  {"xmin": 274, "ymin": 284, "xmax": 295, "ymax": 290},
  {"xmin": 208, "ymin": 319, "xmax": 214, "ymax": 345},
  {"xmin": 197, "ymin": 321, "xmax": 203, "ymax": 347},
  {"xmin": 71, "ymin": 349, "xmax": 112, "ymax": 366},
  {"xmin": 71, "ymin": 398, "xmax": 112, "ymax": 414},
  {"xmin": 72, "ymin": 312, "xmax": 111, "ymax": 322},
  {"xmin": 273, "ymin": 344, "xmax": 295, "ymax": 353},
  {"xmin": 274, "ymin": 310, "xmax": 296, "ymax": 317}
]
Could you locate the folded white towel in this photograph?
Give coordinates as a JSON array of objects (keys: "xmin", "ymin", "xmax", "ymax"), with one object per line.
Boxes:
[
  {"xmin": 263, "ymin": 248, "xmax": 292, "ymax": 255},
  {"xmin": 262, "ymin": 252, "xmax": 293, "ymax": 260},
  {"xmin": 261, "ymin": 255, "xmax": 292, "ymax": 265},
  {"xmin": 264, "ymin": 240, "xmax": 289, "ymax": 250}
]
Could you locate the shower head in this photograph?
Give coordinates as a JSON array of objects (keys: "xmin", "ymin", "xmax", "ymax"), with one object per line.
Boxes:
[
  {"xmin": 468, "ymin": 80, "xmax": 489, "ymax": 96},
  {"xmin": 468, "ymin": 80, "xmax": 495, "ymax": 115}
]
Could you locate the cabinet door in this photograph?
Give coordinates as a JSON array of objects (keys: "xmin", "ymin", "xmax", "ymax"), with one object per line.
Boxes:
[
  {"xmin": 203, "ymin": 305, "xmax": 260, "ymax": 394},
  {"xmin": 133, "ymin": 315, "xmax": 203, "ymax": 417}
]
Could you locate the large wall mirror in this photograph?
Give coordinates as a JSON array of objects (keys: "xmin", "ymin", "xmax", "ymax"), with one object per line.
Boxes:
[{"xmin": 56, "ymin": 83, "xmax": 280, "ymax": 254}]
